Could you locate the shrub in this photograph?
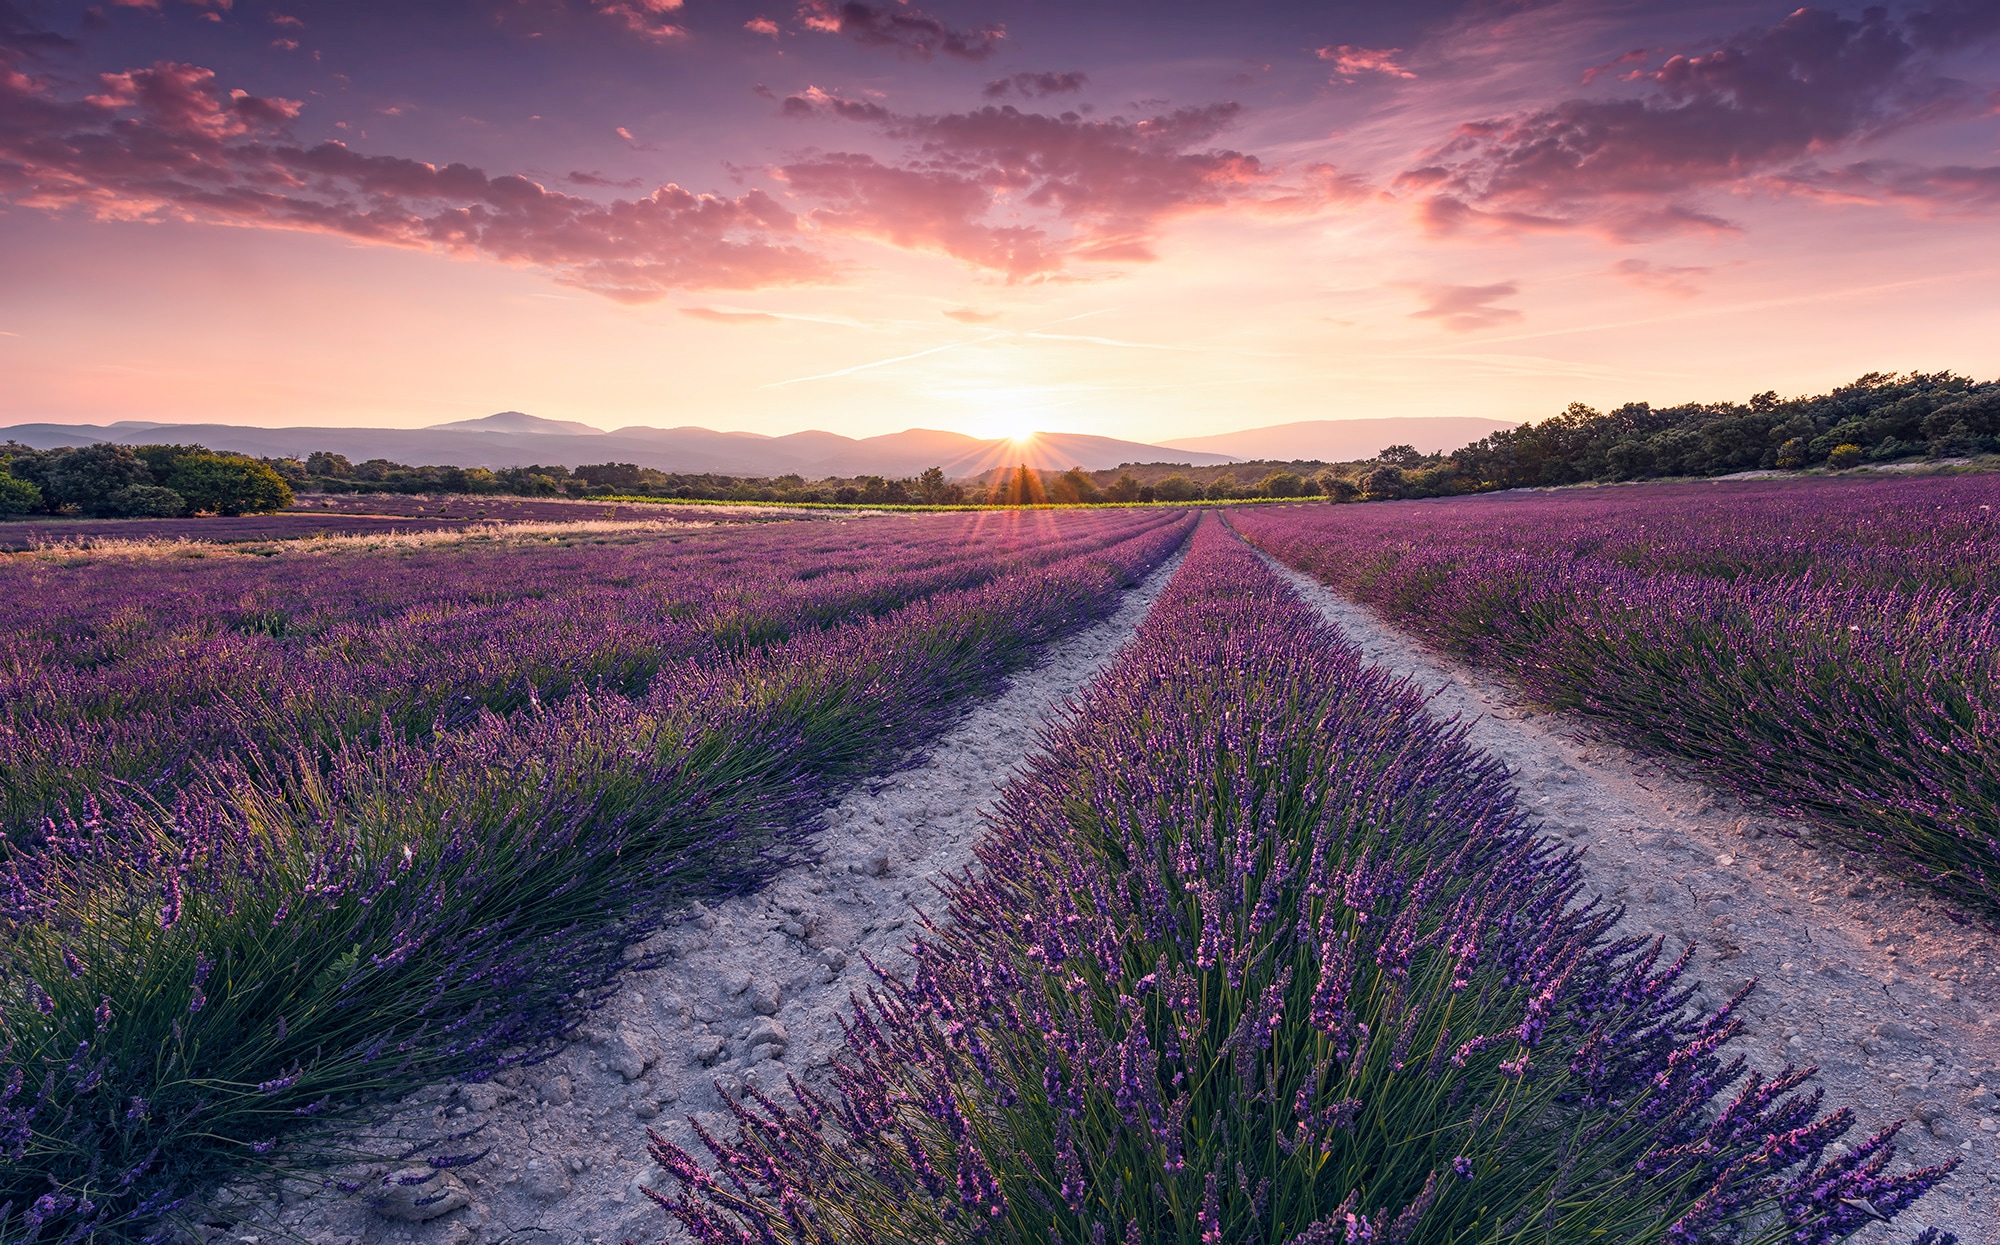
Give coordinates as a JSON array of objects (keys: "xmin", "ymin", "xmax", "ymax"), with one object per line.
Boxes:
[
  {"xmin": 1257, "ymin": 470, "xmax": 1311, "ymax": 498},
  {"xmin": 1825, "ymin": 443, "xmax": 1864, "ymax": 469},
  {"xmin": 1360, "ymin": 463, "xmax": 1406, "ymax": 499},
  {"xmin": 651, "ymin": 520, "xmax": 1951, "ymax": 1245},
  {"xmin": 37, "ymin": 444, "xmax": 155, "ymax": 516},
  {"xmin": 162, "ymin": 452, "xmax": 295, "ymax": 515},
  {"xmin": 101, "ymin": 484, "xmax": 188, "ymax": 517},
  {"xmin": 0, "ymin": 471, "xmax": 41, "ymax": 515},
  {"xmin": 1320, "ymin": 473, "xmax": 1361, "ymax": 503}
]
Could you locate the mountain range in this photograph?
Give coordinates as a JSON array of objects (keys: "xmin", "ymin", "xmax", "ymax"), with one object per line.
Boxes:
[{"xmin": 2, "ymin": 413, "xmax": 1518, "ymax": 478}]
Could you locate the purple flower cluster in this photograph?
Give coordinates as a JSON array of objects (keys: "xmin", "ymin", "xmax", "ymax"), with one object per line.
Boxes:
[
  {"xmin": 0, "ymin": 510, "xmax": 1194, "ymax": 1243},
  {"xmin": 0, "ymin": 509, "xmax": 1177, "ymax": 839},
  {"xmin": 649, "ymin": 516, "xmax": 1952, "ymax": 1245},
  {"xmin": 1230, "ymin": 473, "xmax": 2000, "ymax": 912}
]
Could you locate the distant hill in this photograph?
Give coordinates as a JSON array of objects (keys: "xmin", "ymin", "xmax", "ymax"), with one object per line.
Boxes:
[
  {"xmin": 1159, "ymin": 417, "xmax": 1518, "ymax": 462},
  {"xmin": 425, "ymin": 411, "xmax": 605, "ymax": 436},
  {"xmin": 1, "ymin": 417, "xmax": 1237, "ymax": 478}
]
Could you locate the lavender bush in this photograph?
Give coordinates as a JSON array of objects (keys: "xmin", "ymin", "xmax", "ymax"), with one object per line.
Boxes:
[
  {"xmin": 650, "ymin": 517, "xmax": 1953, "ymax": 1245},
  {"xmin": 1, "ymin": 509, "xmax": 1175, "ymax": 836},
  {"xmin": 1230, "ymin": 474, "xmax": 2000, "ymax": 913},
  {"xmin": 0, "ymin": 512, "xmax": 1194, "ymax": 1242}
]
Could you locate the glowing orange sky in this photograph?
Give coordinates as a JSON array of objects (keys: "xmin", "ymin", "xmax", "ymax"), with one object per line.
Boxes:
[{"xmin": 2, "ymin": 1, "xmax": 1996, "ymax": 443}]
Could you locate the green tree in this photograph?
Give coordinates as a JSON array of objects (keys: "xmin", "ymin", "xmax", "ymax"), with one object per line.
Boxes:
[
  {"xmin": 1317, "ymin": 473, "xmax": 1360, "ymax": 502},
  {"xmin": 1204, "ymin": 473, "xmax": 1239, "ymax": 501},
  {"xmin": 1360, "ymin": 464, "xmax": 1407, "ymax": 499},
  {"xmin": 163, "ymin": 452, "xmax": 294, "ymax": 515},
  {"xmin": 916, "ymin": 466, "xmax": 948, "ymax": 503},
  {"xmin": 1103, "ymin": 472, "xmax": 1142, "ymax": 503},
  {"xmin": 1257, "ymin": 470, "xmax": 1310, "ymax": 498},
  {"xmin": 38, "ymin": 444, "xmax": 156, "ymax": 516},
  {"xmin": 992, "ymin": 465, "xmax": 1047, "ymax": 506},
  {"xmin": 1048, "ymin": 467, "xmax": 1102, "ymax": 505},
  {"xmin": 1152, "ymin": 474, "xmax": 1201, "ymax": 502},
  {"xmin": 0, "ymin": 471, "xmax": 41, "ymax": 515},
  {"xmin": 305, "ymin": 451, "xmax": 354, "ymax": 477}
]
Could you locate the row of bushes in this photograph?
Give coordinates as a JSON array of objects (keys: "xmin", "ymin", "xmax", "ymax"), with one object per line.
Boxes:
[
  {"xmin": 654, "ymin": 516, "xmax": 1955, "ymax": 1244},
  {"xmin": 0, "ymin": 516, "xmax": 1195, "ymax": 1241},
  {"xmin": 1391, "ymin": 372, "xmax": 2000, "ymax": 498},
  {"xmin": 299, "ymin": 454, "xmax": 976, "ymax": 506},
  {"xmin": 1, "ymin": 443, "xmax": 294, "ymax": 518}
]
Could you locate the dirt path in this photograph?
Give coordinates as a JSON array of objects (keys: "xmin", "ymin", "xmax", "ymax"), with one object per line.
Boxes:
[
  {"xmin": 1259, "ymin": 553, "xmax": 2000, "ymax": 1245},
  {"xmin": 249, "ymin": 550, "xmax": 1185, "ymax": 1245}
]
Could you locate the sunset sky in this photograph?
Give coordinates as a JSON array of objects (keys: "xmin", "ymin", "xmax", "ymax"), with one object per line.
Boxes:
[{"xmin": 2, "ymin": 0, "xmax": 1997, "ymax": 443}]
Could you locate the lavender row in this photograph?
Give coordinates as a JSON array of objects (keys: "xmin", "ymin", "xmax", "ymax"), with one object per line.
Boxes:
[
  {"xmin": 651, "ymin": 516, "xmax": 1950, "ymax": 1245},
  {"xmin": 1, "ymin": 509, "xmax": 1179, "ymax": 834},
  {"xmin": 0, "ymin": 514, "xmax": 1194, "ymax": 1243},
  {"xmin": 1230, "ymin": 481, "xmax": 2000, "ymax": 913}
]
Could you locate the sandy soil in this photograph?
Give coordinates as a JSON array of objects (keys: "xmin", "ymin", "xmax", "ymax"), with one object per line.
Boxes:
[
  {"xmin": 228, "ymin": 549, "xmax": 1185, "ymax": 1245},
  {"xmin": 1259, "ymin": 553, "xmax": 2000, "ymax": 1245}
]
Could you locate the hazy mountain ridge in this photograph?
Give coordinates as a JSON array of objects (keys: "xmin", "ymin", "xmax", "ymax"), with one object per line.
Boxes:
[{"xmin": 3, "ymin": 412, "xmax": 1515, "ymax": 479}]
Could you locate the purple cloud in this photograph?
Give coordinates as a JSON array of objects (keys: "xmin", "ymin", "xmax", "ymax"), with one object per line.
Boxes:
[
  {"xmin": 1398, "ymin": 4, "xmax": 2000, "ymax": 238},
  {"xmin": 982, "ymin": 71, "xmax": 1088, "ymax": 99},
  {"xmin": 795, "ymin": 0, "xmax": 1003, "ymax": 61},
  {"xmin": 0, "ymin": 53, "xmax": 833, "ymax": 300},
  {"xmin": 777, "ymin": 97, "xmax": 1275, "ymax": 278}
]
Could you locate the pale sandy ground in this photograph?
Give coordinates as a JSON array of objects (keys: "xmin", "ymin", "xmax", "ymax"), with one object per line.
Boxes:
[
  {"xmin": 1259, "ymin": 552, "xmax": 1999, "ymax": 1245},
  {"xmin": 217, "ymin": 551, "xmax": 1185, "ymax": 1245}
]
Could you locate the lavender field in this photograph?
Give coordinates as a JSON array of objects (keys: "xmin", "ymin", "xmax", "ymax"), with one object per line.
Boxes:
[
  {"xmin": 1233, "ymin": 475, "xmax": 2000, "ymax": 914},
  {"xmin": 1, "ymin": 496, "xmax": 1975, "ymax": 1245},
  {"xmin": 0, "ymin": 509, "xmax": 1192, "ymax": 1240},
  {"xmin": 653, "ymin": 518, "xmax": 1955, "ymax": 1245}
]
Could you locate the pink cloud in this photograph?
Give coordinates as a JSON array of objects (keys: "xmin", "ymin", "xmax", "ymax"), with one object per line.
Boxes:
[
  {"xmin": 775, "ymin": 95, "xmax": 1366, "ymax": 278},
  {"xmin": 0, "ymin": 54, "xmax": 832, "ymax": 299},
  {"xmin": 1397, "ymin": 5, "xmax": 2000, "ymax": 239},
  {"xmin": 1580, "ymin": 48, "xmax": 1650, "ymax": 87},
  {"xmin": 1611, "ymin": 257, "xmax": 1711, "ymax": 297},
  {"xmin": 777, "ymin": 98, "xmax": 1275, "ymax": 279},
  {"xmin": 1764, "ymin": 159, "xmax": 2000, "ymax": 216},
  {"xmin": 680, "ymin": 306, "xmax": 781, "ymax": 323},
  {"xmin": 780, "ymin": 85, "xmax": 889, "ymax": 123},
  {"xmin": 1398, "ymin": 281, "xmax": 1522, "ymax": 332},
  {"xmin": 1315, "ymin": 45, "xmax": 1414, "ymax": 82},
  {"xmin": 592, "ymin": 0, "xmax": 685, "ymax": 40},
  {"xmin": 745, "ymin": 17, "xmax": 780, "ymax": 37},
  {"xmin": 943, "ymin": 307, "xmax": 999, "ymax": 323},
  {"xmin": 794, "ymin": 0, "xmax": 1003, "ymax": 61}
]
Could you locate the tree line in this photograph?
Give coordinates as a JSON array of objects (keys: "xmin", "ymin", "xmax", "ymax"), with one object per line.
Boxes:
[
  {"xmin": 0, "ymin": 443, "xmax": 293, "ymax": 517},
  {"xmin": 1359, "ymin": 371, "xmax": 2000, "ymax": 501},
  {"xmin": 11, "ymin": 371, "xmax": 1991, "ymax": 519}
]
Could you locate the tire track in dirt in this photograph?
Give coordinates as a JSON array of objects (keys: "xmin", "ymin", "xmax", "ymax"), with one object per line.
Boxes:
[
  {"xmin": 250, "ymin": 549, "xmax": 1187, "ymax": 1245},
  {"xmin": 1260, "ymin": 553, "xmax": 2000, "ymax": 1245}
]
